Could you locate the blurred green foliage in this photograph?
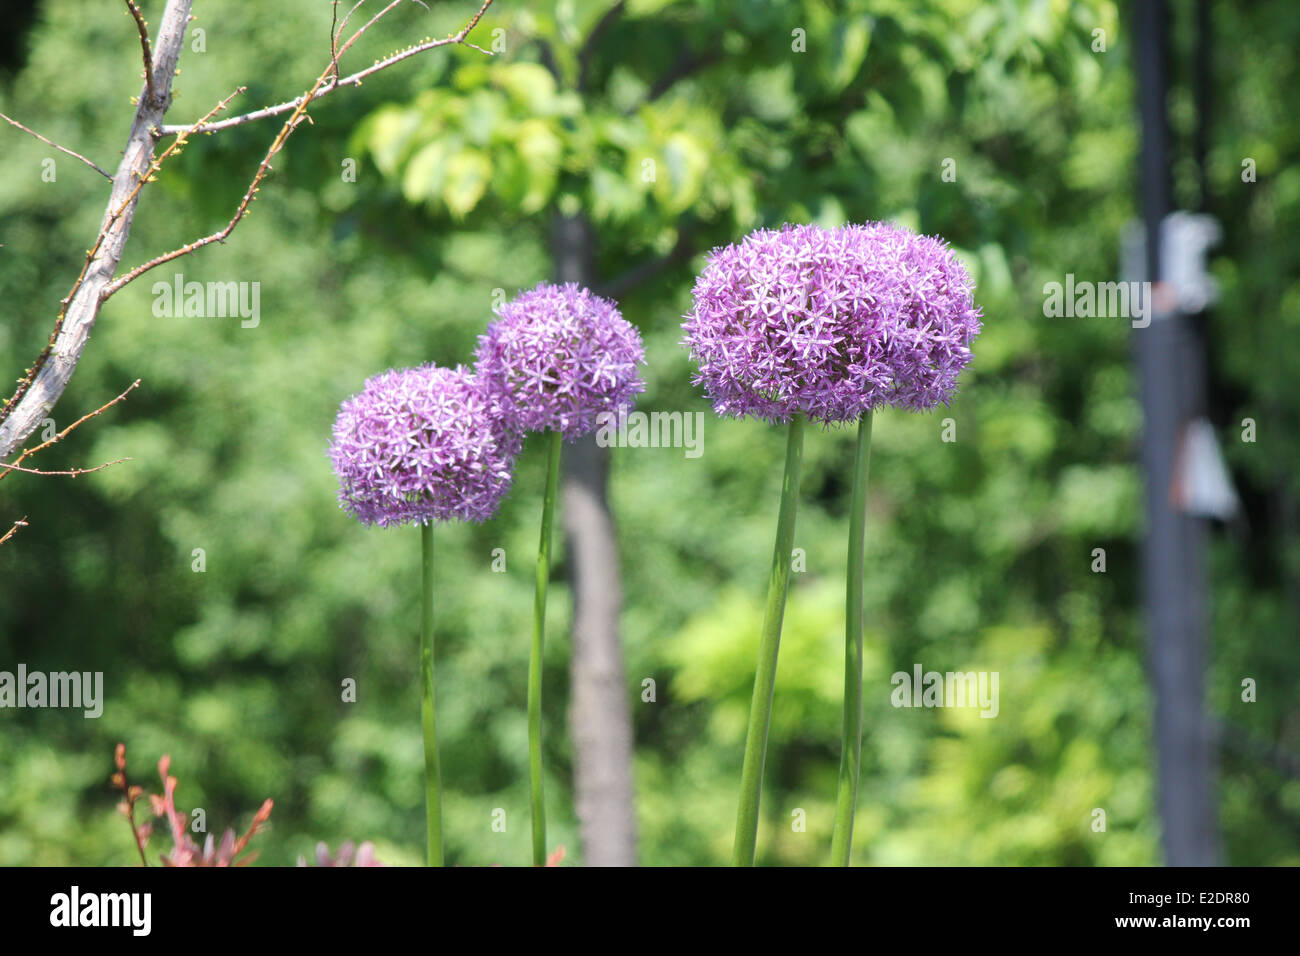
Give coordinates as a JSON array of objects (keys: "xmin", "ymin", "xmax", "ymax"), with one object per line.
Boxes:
[{"xmin": 0, "ymin": 0, "xmax": 1295, "ymax": 866}]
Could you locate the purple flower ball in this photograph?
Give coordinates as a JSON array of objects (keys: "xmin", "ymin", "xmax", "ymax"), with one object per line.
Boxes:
[
  {"xmin": 329, "ymin": 364, "xmax": 520, "ymax": 527},
  {"xmin": 474, "ymin": 282, "xmax": 646, "ymax": 441},
  {"xmin": 682, "ymin": 222, "xmax": 982, "ymax": 423}
]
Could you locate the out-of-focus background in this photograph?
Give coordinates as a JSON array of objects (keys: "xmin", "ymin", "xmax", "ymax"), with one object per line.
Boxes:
[{"xmin": 1, "ymin": 0, "xmax": 1296, "ymax": 866}]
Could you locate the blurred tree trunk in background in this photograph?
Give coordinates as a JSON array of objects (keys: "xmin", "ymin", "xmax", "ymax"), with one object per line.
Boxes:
[{"xmin": 552, "ymin": 212, "xmax": 638, "ymax": 866}]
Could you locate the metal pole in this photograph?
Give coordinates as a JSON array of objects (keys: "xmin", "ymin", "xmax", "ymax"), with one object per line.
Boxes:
[{"xmin": 1134, "ymin": 0, "xmax": 1219, "ymax": 866}]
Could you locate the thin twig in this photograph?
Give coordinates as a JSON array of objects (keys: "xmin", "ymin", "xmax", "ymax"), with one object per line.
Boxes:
[
  {"xmin": 107, "ymin": 0, "xmax": 495, "ymax": 295},
  {"xmin": 0, "ymin": 379, "xmax": 141, "ymax": 483},
  {"xmin": 156, "ymin": 0, "xmax": 496, "ymax": 136},
  {"xmin": 1, "ymin": 457, "xmax": 131, "ymax": 477},
  {"xmin": 329, "ymin": 1, "xmax": 364, "ymax": 80},
  {"xmin": 0, "ymin": 517, "xmax": 28, "ymax": 548},
  {"xmin": 105, "ymin": 81, "xmax": 328, "ymax": 296},
  {"xmin": 0, "ymin": 87, "xmax": 241, "ymax": 426},
  {"xmin": 330, "ymin": 1, "xmax": 339, "ymax": 74},
  {"xmin": 335, "ymin": 0, "xmax": 370, "ymax": 48},
  {"xmin": 0, "ymin": 0, "xmax": 494, "ymax": 463},
  {"xmin": 0, "ymin": 112, "xmax": 111, "ymax": 179},
  {"xmin": 125, "ymin": 0, "xmax": 157, "ymax": 106},
  {"xmin": 329, "ymin": 0, "xmax": 378, "ymax": 78}
]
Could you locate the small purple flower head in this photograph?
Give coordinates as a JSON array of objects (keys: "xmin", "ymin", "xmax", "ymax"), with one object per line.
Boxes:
[
  {"xmin": 474, "ymin": 282, "xmax": 646, "ymax": 441},
  {"xmin": 682, "ymin": 222, "xmax": 981, "ymax": 423},
  {"xmin": 329, "ymin": 364, "xmax": 519, "ymax": 527},
  {"xmin": 299, "ymin": 841, "xmax": 384, "ymax": 867}
]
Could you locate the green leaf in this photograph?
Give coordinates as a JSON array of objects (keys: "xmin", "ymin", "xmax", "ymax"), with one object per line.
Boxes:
[
  {"xmin": 401, "ymin": 139, "xmax": 454, "ymax": 203},
  {"xmin": 590, "ymin": 164, "xmax": 642, "ymax": 223},
  {"xmin": 514, "ymin": 119, "xmax": 563, "ymax": 213},
  {"xmin": 654, "ymin": 131, "xmax": 709, "ymax": 213},
  {"xmin": 363, "ymin": 106, "xmax": 423, "ymax": 177},
  {"xmin": 441, "ymin": 149, "xmax": 493, "ymax": 217},
  {"xmin": 494, "ymin": 63, "xmax": 559, "ymax": 115},
  {"xmin": 824, "ymin": 16, "xmax": 871, "ymax": 92}
]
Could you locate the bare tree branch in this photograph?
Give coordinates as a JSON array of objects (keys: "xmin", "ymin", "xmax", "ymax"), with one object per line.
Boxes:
[
  {"xmin": 106, "ymin": 0, "xmax": 494, "ymax": 297},
  {"xmin": 0, "ymin": 111, "xmax": 112, "ymax": 179},
  {"xmin": 0, "ymin": 84, "xmax": 243, "ymax": 434},
  {"xmin": 157, "ymin": 0, "xmax": 495, "ymax": 135},
  {"xmin": 0, "ymin": 381, "xmax": 139, "ymax": 550},
  {"xmin": 0, "ymin": 0, "xmax": 194, "ymax": 462},
  {"xmin": 2, "ymin": 458, "xmax": 131, "ymax": 478},
  {"xmin": 578, "ymin": 1, "xmax": 625, "ymax": 93},
  {"xmin": 536, "ymin": 39, "xmax": 561, "ymax": 84},
  {"xmin": 598, "ymin": 230, "xmax": 694, "ymax": 299},
  {"xmin": 633, "ymin": 48, "xmax": 722, "ymax": 112},
  {"xmin": 124, "ymin": 0, "xmax": 157, "ymax": 106},
  {"xmin": 328, "ymin": 1, "xmax": 356, "ymax": 80},
  {"xmin": 335, "ymin": 0, "xmax": 371, "ymax": 53},
  {"xmin": 102, "ymin": 89, "xmax": 298, "ymax": 297},
  {"xmin": 0, "ymin": 517, "xmax": 28, "ymax": 548},
  {"xmin": 0, "ymin": 0, "xmax": 496, "ymax": 463},
  {"xmin": 0, "ymin": 379, "xmax": 141, "ymax": 483}
]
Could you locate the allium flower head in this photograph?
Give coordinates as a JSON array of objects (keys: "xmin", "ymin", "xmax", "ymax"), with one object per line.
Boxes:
[
  {"xmin": 682, "ymin": 222, "xmax": 982, "ymax": 423},
  {"xmin": 474, "ymin": 282, "xmax": 646, "ymax": 441},
  {"xmin": 329, "ymin": 364, "xmax": 519, "ymax": 527}
]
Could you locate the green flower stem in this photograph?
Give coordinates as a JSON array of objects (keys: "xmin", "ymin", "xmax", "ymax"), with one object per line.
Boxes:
[
  {"xmin": 733, "ymin": 413, "xmax": 806, "ymax": 866},
  {"xmin": 529, "ymin": 429, "xmax": 562, "ymax": 866},
  {"xmin": 830, "ymin": 410, "xmax": 873, "ymax": 866},
  {"xmin": 419, "ymin": 521, "xmax": 444, "ymax": 867}
]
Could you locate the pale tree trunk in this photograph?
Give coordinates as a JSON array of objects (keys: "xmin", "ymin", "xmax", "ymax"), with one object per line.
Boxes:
[
  {"xmin": 0, "ymin": 0, "xmax": 193, "ymax": 461},
  {"xmin": 551, "ymin": 212, "xmax": 637, "ymax": 866}
]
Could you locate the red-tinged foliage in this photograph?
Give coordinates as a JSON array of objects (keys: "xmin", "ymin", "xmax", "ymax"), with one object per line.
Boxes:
[
  {"xmin": 111, "ymin": 743, "xmax": 272, "ymax": 867},
  {"xmin": 112, "ymin": 744, "xmax": 383, "ymax": 867}
]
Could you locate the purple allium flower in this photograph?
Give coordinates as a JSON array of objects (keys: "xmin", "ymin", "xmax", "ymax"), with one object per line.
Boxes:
[
  {"xmin": 474, "ymin": 282, "xmax": 646, "ymax": 441},
  {"xmin": 329, "ymin": 364, "xmax": 519, "ymax": 527},
  {"xmin": 682, "ymin": 222, "xmax": 982, "ymax": 423}
]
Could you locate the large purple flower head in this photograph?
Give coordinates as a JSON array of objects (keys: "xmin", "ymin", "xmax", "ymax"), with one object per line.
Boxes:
[
  {"xmin": 329, "ymin": 364, "xmax": 519, "ymax": 527},
  {"xmin": 474, "ymin": 282, "xmax": 646, "ymax": 441},
  {"xmin": 682, "ymin": 222, "xmax": 982, "ymax": 423}
]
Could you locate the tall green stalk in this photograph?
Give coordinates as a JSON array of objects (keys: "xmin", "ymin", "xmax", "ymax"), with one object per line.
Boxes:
[
  {"xmin": 419, "ymin": 521, "xmax": 443, "ymax": 867},
  {"xmin": 733, "ymin": 414, "xmax": 806, "ymax": 866},
  {"xmin": 830, "ymin": 411, "xmax": 873, "ymax": 866},
  {"xmin": 529, "ymin": 429, "xmax": 562, "ymax": 866}
]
